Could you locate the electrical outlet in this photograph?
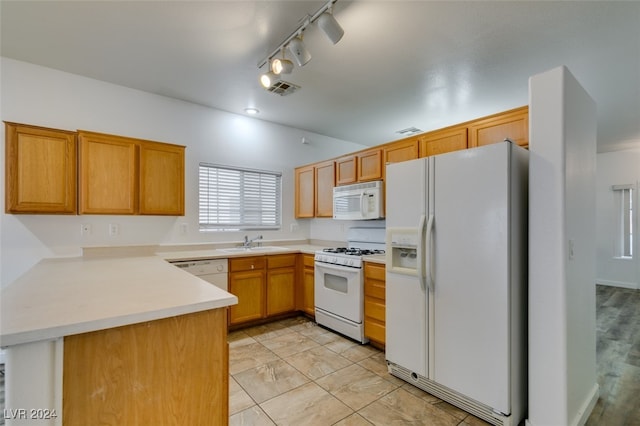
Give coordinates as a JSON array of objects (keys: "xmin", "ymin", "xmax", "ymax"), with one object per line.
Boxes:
[
  {"xmin": 290, "ymin": 222, "xmax": 298, "ymax": 232},
  {"xmin": 109, "ymin": 223, "xmax": 120, "ymax": 237},
  {"xmin": 81, "ymin": 224, "xmax": 92, "ymax": 236},
  {"xmin": 180, "ymin": 223, "xmax": 188, "ymax": 235}
]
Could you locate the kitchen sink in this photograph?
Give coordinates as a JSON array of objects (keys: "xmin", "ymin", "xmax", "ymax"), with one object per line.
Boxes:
[{"xmin": 219, "ymin": 246, "xmax": 289, "ymax": 253}]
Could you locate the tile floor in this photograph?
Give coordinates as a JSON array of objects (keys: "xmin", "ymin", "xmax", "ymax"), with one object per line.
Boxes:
[{"xmin": 229, "ymin": 316, "xmax": 490, "ymax": 426}]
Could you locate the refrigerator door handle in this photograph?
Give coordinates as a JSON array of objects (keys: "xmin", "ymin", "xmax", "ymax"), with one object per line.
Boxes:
[
  {"xmin": 426, "ymin": 213, "xmax": 435, "ymax": 291},
  {"xmin": 417, "ymin": 214, "xmax": 427, "ymax": 291}
]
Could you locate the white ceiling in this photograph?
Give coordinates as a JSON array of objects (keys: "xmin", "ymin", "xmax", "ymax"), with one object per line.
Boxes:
[{"xmin": 1, "ymin": 1, "xmax": 639, "ymax": 152}]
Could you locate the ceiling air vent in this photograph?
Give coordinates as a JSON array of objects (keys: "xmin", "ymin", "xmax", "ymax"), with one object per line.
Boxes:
[
  {"xmin": 265, "ymin": 79, "xmax": 301, "ymax": 96},
  {"xmin": 396, "ymin": 126, "xmax": 423, "ymax": 136}
]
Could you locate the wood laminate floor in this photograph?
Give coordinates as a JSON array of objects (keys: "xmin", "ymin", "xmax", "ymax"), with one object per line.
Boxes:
[{"xmin": 585, "ymin": 285, "xmax": 640, "ymax": 426}]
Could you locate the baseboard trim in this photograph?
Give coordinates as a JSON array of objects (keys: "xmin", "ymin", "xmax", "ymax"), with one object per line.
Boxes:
[
  {"xmin": 596, "ymin": 279, "xmax": 638, "ymax": 290},
  {"xmin": 570, "ymin": 383, "xmax": 599, "ymax": 426},
  {"xmin": 525, "ymin": 383, "xmax": 599, "ymax": 426}
]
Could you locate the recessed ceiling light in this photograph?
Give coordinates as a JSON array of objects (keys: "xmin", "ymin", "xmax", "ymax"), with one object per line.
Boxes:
[{"xmin": 244, "ymin": 107, "xmax": 260, "ymax": 115}]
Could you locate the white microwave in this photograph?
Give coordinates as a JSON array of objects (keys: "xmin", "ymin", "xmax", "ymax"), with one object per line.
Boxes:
[{"xmin": 333, "ymin": 180, "xmax": 384, "ymax": 220}]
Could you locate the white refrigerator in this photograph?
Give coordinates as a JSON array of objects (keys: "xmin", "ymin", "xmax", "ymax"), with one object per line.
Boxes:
[{"xmin": 385, "ymin": 141, "xmax": 528, "ymax": 426}]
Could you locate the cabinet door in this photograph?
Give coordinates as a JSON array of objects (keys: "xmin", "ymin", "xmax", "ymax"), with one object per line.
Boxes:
[
  {"xmin": 5, "ymin": 122, "xmax": 77, "ymax": 214},
  {"xmin": 420, "ymin": 126, "xmax": 468, "ymax": 157},
  {"xmin": 364, "ymin": 262, "xmax": 386, "ymax": 345},
  {"xmin": 302, "ymin": 266, "xmax": 315, "ymax": 316},
  {"xmin": 79, "ymin": 131, "xmax": 138, "ymax": 214},
  {"xmin": 266, "ymin": 266, "xmax": 296, "ymax": 316},
  {"xmin": 335, "ymin": 155, "xmax": 357, "ymax": 185},
  {"xmin": 295, "ymin": 165, "xmax": 315, "ymax": 218},
  {"xmin": 384, "ymin": 138, "xmax": 419, "ymax": 165},
  {"xmin": 296, "ymin": 254, "xmax": 315, "ymax": 316},
  {"xmin": 468, "ymin": 106, "xmax": 529, "ymax": 148},
  {"xmin": 315, "ymin": 160, "xmax": 335, "ymax": 217},
  {"xmin": 228, "ymin": 269, "xmax": 265, "ymax": 325},
  {"xmin": 139, "ymin": 141, "xmax": 185, "ymax": 215},
  {"xmin": 358, "ymin": 149, "xmax": 383, "ymax": 181}
]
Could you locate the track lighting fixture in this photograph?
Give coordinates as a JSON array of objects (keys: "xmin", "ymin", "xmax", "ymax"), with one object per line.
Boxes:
[
  {"xmin": 259, "ymin": 71, "xmax": 278, "ymax": 88},
  {"xmin": 257, "ymin": 0, "xmax": 343, "ymax": 88},
  {"xmin": 271, "ymin": 50, "xmax": 294, "ymax": 75},
  {"xmin": 317, "ymin": 6, "xmax": 344, "ymax": 44},
  {"xmin": 288, "ymin": 35, "xmax": 312, "ymax": 67}
]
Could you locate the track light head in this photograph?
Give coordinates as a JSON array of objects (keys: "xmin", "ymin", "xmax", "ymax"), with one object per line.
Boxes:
[
  {"xmin": 317, "ymin": 9, "xmax": 344, "ymax": 44},
  {"xmin": 272, "ymin": 58, "xmax": 294, "ymax": 75},
  {"xmin": 288, "ymin": 36, "xmax": 312, "ymax": 67},
  {"xmin": 260, "ymin": 71, "xmax": 277, "ymax": 88}
]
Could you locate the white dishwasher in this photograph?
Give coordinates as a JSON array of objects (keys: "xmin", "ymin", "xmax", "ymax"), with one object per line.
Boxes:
[{"xmin": 170, "ymin": 258, "xmax": 228, "ymax": 291}]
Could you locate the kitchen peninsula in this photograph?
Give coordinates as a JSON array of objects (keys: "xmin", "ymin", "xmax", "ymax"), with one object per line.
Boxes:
[{"xmin": 0, "ymin": 255, "xmax": 237, "ymax": 426}]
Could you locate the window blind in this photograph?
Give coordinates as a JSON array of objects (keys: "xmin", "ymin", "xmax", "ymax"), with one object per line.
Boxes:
[
  {"xmin": 199, "ymin": 163, "xmax": 282, "ymax": 231},
  {"xmin": 612, "ymin": 184, "xmax": 633, "ymax": 258}
]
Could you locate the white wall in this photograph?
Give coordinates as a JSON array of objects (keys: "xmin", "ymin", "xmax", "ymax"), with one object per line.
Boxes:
[
  {"xmin": 0, "ymin": 58, "xmax": 366, "ymax": 286},
  {"xmin": 596, "ymin": 148, "xmax": 640, "ymax": 289},
  {"xmin": 528, "ymin": 66, "xmax": 598, "ymax": 426}
]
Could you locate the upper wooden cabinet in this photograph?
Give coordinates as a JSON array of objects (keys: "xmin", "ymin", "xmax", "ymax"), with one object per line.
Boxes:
[
  {"xmin": 79, "ymin": 131, "xmax": 138, "ymax": 214},
  {"xmin": 294, "ymin": 164, "xmax": 315, "ymax": 218},
  {"xmin": 357, "ymin": 148, "xmax": 383, "ymax": 182},
  {"xmin": 78, "ymin": 131, "xmax": 185, "ymax": 215},
  {"xmin": 384, "ymin": 137, "xmax": 420, "ymax": 164},
  {"xmin": 336, "ymin": 154, "xmax": 357, "ymax": 185},
  {"xmin": 336, "ymin": 149, "xmax": 383, "ymax": 186},
  {"xmin": 295, "ymin": 161, "xmax": 335, "ymax": 218},
  {"xmin": 5, "ymin": 122, "xmax": 77, "ymax": 214},
  {"xmin": 139, "ymin": 141, "xmax": 185, "ymax": 215},
  {"xmin": 420, "ymin": 126, "xmax": 468, "ymax": 157},
  {"xmin": 314, "ymin": 160, "xmax": 335, "ymax": 217},
  {"xmin": 468, "ymin": 106, "xmax": 529, "ymax": 148}
]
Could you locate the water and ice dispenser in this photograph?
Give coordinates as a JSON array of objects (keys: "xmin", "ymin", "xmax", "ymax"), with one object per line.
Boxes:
[{"xmin": 386, "ymin": 229, "xmax": 420, "ymax": 275}]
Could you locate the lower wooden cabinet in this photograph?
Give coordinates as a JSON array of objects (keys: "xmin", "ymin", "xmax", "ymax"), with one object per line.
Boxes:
[
  {"xmin": 266, "ymin": 254, "xmax": 297, "ymax": 316},
  {"xmin": 63, "ymin": 308, "xmax": 229, "ymax": 425},
  {"xmin": 364, "ymin": 262, "xmax": 386, "ymax": 346},
  {"xmin": 228, "ymin": 256, "xmax": 266, "ymax": 325},
  {"xmin": 228, "ymin": 254, "xmax": 298, "ymax": 326},
  {"xmin": 297, "ymin": 254, "xmax": 315, "ymax": 316}
]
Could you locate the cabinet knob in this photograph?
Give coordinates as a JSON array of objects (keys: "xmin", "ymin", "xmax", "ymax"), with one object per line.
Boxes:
[{"xmin": 251, "ymin": 264, "xmax": 254, "ymax": 270}]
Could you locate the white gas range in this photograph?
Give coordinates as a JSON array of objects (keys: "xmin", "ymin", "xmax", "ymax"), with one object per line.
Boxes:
[{"xmin": 314, "ymin": 227, "xmax": 385, "ymax": 343}]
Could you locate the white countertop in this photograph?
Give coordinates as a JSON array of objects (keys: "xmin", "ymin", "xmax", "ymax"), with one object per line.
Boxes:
[
  {"xmin": 0, "ymin": 255, "xmax": 238, "ymax": 347},
  {"xmin": 1, "ymin": 243, "xmax": 384, "ymax": 348}
]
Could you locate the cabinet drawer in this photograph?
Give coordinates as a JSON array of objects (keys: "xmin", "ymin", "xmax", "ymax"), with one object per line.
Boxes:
[
  {"xmin": 229, "ymin": 257, "xmax": 265, "ymax": 272},
  {"xmin": 302, "ymin": 254, "xmax": 315, "ymax": 268},
  {"xmin": 365, "ymin": 280, "xmax": 385, "ymax": 300},
  {"xmin": 364, "ymin": 319, "xmax": 385, "ymax": 345},
  {"xmin": 364, "ymin": 263, "xmax": 385, "ymax": 281},
  {"xmin": 365, "ymin": 298, "xmax": 386, "ymax": 322},
  {"xmin": 267, "ymin": 254, "xmax": 297, "ymax": 269}
]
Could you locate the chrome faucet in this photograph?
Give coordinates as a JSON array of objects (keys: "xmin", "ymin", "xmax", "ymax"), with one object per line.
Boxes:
[{"xmin": 242, "ymin": 234, "xmax": 263, "ymax": 248}]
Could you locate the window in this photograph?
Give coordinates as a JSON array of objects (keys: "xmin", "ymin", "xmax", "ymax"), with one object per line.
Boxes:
[
  {"xmin": 199, "ymin": 163, "xmax": 282, "ymax": 231},
  {"xmin": 613, "ymin": 185, "xmax": 633, "ymax": 258}
]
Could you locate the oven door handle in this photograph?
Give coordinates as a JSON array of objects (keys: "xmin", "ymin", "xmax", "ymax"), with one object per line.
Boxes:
[{"xmin": 315, "ymin": 261, "xmax": 359, "ymax": 273}]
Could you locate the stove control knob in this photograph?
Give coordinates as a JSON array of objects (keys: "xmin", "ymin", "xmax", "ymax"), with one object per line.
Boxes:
[{"xmin": 348, "ymin": 259, "xmax": 354, "ymax": 266}]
